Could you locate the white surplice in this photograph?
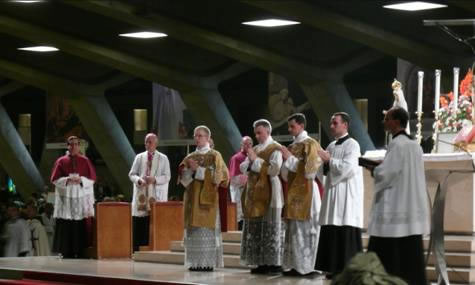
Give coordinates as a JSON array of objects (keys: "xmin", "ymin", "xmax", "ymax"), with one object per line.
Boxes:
[
  {"xmin": 229, "ymin": 175, "xmax": 246, "ymax": 222},
  {"xmin": 179, "ymin": 143, "xmax": 224, "ymax": 269},
  {"xmin": 41, "ymin": 213, "xmax": 55, "ymax": 250},
  {"xmin": 281, "ymin": 131, "xmax": 321, "ymax": 274},
  {"xmin": 53, "ymin": 176, "xmax": 95, "ymax": 220},
  {"xmin": 318, "ymin": 135, "xmax": 364, "ymax": 228},
  {"xmin": 240, "ymin": 136, "xmax": 285, "ymax": 266},
  {"xmin": 28, "ymin": 219, "xmax": 51, "ymax": 256},
  {"xmin": 369, "ymin": 133, "xmax": 430, "ymax": 237},
  {"xmin": 129, "ymin": 150, "xmax": 171, "ymax": 217},
  {"xmin": 3, "ymin": 218, "xmax": 31, "ymax": 257}
]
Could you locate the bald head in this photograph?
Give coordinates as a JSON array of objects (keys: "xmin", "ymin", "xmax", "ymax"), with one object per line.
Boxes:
[
  {"xmin": 241, "ymin": 136, "xmax": 253, "ymax": 151},
  {"xmin": 145, "ymin": 133, "xmax": 158, "ymax": 152}
]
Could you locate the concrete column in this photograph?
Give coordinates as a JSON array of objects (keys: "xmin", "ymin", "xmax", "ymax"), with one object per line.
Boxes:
[
  {"xmin": 180, "ymin": 87, "xmax": 242, "ymax": 160},
  {"xmin": 0, "ymin": 103, "xmax": 44, "ymax": 197},
  {"xmin": 299, "ymin": 80, "xmax": 375, "ymax": 152},
  {"xmin": 66, "ymin": 94, "xmax": 136, "ymax": 199}
]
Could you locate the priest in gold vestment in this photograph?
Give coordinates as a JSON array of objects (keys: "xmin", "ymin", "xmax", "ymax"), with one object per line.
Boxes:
[
  {"xmin": 281, "ymin": 113, "xmax": 323, "ymax": 276},
  {"xmin": 240, "ymin": 119, "xmax": 284, "ymax": 274},
  {"xmin": 178, "ymin": 125, "xmax": 229, "ymax": 271}
]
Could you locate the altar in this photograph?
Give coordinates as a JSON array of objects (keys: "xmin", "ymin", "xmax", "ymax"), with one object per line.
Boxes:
[
  {"xmin": 363, "ymin": 152, "xmax": 475, "ymax": 234},
  {"xmin": 363, "ymin": 152, "xmax": 475, "ymax": 284}
]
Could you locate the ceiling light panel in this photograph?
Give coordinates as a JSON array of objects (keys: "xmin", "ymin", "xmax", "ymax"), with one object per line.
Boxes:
[
  {"xmin": 383, "ymin": 1, "xmax": 447, "ymax": 11},
  {"xmin": 119, "ymin": 32, "xmax": 167, "ymax": 39},
  {"xmin": 242, "ymin": 19, "xmax": 300, "ymax": 27},
  {"xmin": 18, "ymin": 46, "xmax": 59, "ymax": 52}
]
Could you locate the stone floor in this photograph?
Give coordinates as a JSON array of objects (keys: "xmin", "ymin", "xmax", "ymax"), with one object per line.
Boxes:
[{"xmin": 0, "ymin": 256, "xmax": 331, "ymax": 285}]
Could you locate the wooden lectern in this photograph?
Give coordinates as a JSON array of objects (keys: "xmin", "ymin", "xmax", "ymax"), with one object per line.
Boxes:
[
  {"xmin": 226, "ymin": 202, "xmax": 237, "ymax": 231},
  {"xmin": 148, "ymin": 201, "xmax": 184, "ymax": 251},
  {"xmin": 95, "ymin": 202, "xmax": 132, "ymax": 259}
]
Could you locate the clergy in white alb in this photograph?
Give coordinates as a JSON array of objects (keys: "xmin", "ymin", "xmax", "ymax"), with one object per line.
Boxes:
[
  {"xmin": 129, "ymin": 133, "xmax": 171, "ymax": 251},
  {"xmin": 228, "ymin": 136, "xmax": 253, "ymax": 228},
  {"xmin": 178, "ymin": 126, "xmax": 229, "ymax": 271},
  {"xmin": 315, "ymin": 112, "xmax": 364, "ymax": 276},
  {"xmin": 366, "ymin": 107, "xmax": 429, "ymax": 285},
  {"xmin": 240, "ymin": 119, "xmax": 284, "ymax": 274},
  {"xmin": 280, "ymin": 113, "xmax": 323, "ymax": 276},
  {"xmin": 50, "ymin": 136, "xmax": 95, "ymax": 258}
]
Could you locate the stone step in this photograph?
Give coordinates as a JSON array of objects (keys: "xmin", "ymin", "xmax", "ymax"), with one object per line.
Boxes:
[
  {"xmin": 222, "ymin": 231, "xmax": 242, "ymax": 243},
  {"xmin": 228, "ymin": 232, "xmax": 475, "ymax": 252},
  {"xmin": 427, "ymin": 252, "xmax": 475, "ymax": 268},
  {"xmin": 362, "ymin": 234, "xmax": 475, "ymax": 253},
  {"xmin": 169, "ymin": 240, "xmax": 475, "ymax": 267},
  {"xmin": 229, "ymin": 232, "xmax": 475, "ymax": 252},
  {"xmin": 427, "ymin": 266, "xmax": 473, "ymax": 284},
  {"xmin": 132, "ymin": 250, "xmax": 247, "ymax": 269},
  {"xmin": 170, "ymin": 241, "xmax": 241, "ymax": 255}
]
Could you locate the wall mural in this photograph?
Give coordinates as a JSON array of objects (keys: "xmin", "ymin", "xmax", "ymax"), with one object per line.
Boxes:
[
  {"xmin": 45, "ymin": 95, "xmax": 86, "ymax": 143},
  {"xmin": 267, "ymin": 72, "xmax": 317, "ymax": 136}
]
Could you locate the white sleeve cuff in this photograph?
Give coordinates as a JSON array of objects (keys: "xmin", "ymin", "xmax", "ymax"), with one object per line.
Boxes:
[
  {"xmin": 284, "ymin": 155, "xmax": 299, "ymax": 172},
  {"xmin": 194, "ymin": 166, "xmax": 206, "ymax": 180},
  {"xmin": 250, "ymin": 157, "xmax": 264, "ymax": 173},
  {"xmin": 179, "ymin": 169, "xmax": 193, "ymax": 187}
]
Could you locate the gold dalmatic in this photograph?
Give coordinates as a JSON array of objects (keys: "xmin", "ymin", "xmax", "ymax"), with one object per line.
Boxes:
[
  {"xmin": 242, "ymin": 143, "xmax": 281, "ymax": 218},
  {"xmin": 180, "ymin": 149, "xmax": 229, "ymax": 229},
  {"xmin": 285, "ymin": 138, "xmax": 322, "ymax": 220}
]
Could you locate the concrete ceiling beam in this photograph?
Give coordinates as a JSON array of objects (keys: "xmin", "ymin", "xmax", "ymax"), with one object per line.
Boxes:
[
  {"xmin": 0, "ymin": 58, "xmax": 135, "ymax": 198},
  {"xmin": 0, "ymin": 14, "xmax": 241, "ymax": 158},
  {"xmin": 246, "ymin": 0, "xmax": 463, "ymax": 69},
  {"xmin": 0, "ymin": 81, "xmax": 25, "ymax": 97}
]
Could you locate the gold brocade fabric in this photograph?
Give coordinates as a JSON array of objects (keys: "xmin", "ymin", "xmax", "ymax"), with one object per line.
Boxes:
[
  {"xmin": 285, "ymin": 138, "xmax": 323, "ymax": 220},
  {"xmin": 181, "ymin": 150, "xmax": 229, "ymax": 229},
  {"xmin": 242, "ymin": 143, "xmax": 281, "ymax": 218}
]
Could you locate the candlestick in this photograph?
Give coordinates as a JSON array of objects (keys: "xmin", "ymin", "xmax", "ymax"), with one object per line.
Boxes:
[
  {"xmin": 417, "ymin": 71, "xmax": 424, "ymax": 114},
  {"xmin": 416, "ymin": 111, "xmax": 423, "ymax": 145},
  {"xmin": 432, "ymin": 110, "xmax": 439, "ymax": 153},
  {"xmin": 453, "ymin": 67, "xmax": 459, "ymax": 110},
  {"xmin": 435, "ymin": 69, "xmax": 441, "ymax": 114}
]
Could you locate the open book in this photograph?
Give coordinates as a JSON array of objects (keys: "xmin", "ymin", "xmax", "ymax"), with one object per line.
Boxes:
[{"xmin": 358, "ymin": 157, "xmax": 381, "ymax": 169}]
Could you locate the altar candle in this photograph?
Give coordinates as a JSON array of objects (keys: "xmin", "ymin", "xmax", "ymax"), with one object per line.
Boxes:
[
  {"xmin": 435, "ymin": 69, "xmax": 441, "ymax": 114},
  {"xmin": 417, "ymin": 71, "xmax": 424, "ymax": 114},
  {"xmin": 453, "ymin": 67, "xmax": 459, "ymax": 111}
]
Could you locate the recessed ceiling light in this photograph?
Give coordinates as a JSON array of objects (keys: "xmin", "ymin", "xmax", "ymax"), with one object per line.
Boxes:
[
  {"xmin": 119, "ymin": 32, "xmax": 167, "ymax": 39},
  {"xmin": 383, "ymin": 1, "xmax": 447, "ymax": 11},
  {"xmin": 10, "ymin": 0, "xmax": 44, "ymax": 3},
  {"xmin": 242, "ymin": 19, "xmax": 300, "ymax": 27},
  {"xmin": 18, "ymin": 46, "xmax": 59, "ymax": 52}
]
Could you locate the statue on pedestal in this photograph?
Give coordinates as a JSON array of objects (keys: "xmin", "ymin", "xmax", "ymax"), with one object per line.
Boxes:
[{"xmin": 384, "ymin": 79, "xmax": 410, "ymax": 145}]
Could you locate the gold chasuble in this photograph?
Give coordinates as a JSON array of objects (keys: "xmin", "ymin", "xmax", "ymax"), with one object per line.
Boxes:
[
  {"xmin": 181, "ymin": 150, "xmax": 229, "ymax": 229},
  {"xmin": 242, "ymin": 143, "xmax": 281, "ymax": 218},
  {"xmin": 285, "ymin": 138, "xmax": 322, "ymax": 220}
]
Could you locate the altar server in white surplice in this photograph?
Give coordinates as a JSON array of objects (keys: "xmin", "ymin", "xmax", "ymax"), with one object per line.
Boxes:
[
  {"xmin": 315, "ymin": 112, "xmax": 364, "ymax": 279},
  {"xmin": 240, "ymin": 119, "xmax": 285, "ymax": 274},
  {"xmin": 3, "ymin": 204, "xmax": 31, "ymax": 257},
  {"xmin": 26, "ymin": 204, "xmax": 51, "ymax": 256},
  {"xmin": 280, "ymin": 113, "xmax": 323, "ymax": 276},
  {"xmin": 41, "ymin": 203, "xmax": 55, "ymax": 250},
  {"xmin": 129, "ymin": 133, "xmax": 171, "ymax": 251},
  {"xmin": 366, "ymin": 107, "xmax": 429, "ymax": 285}
]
